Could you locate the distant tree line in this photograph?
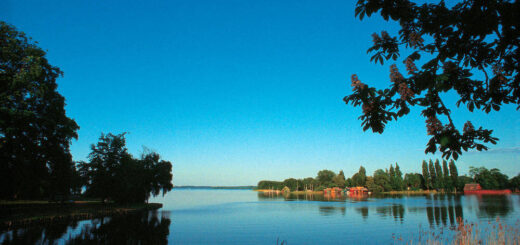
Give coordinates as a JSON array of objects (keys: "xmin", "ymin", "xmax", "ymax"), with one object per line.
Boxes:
[
  {"xmin": 258, "ymin": 160, "xmax": 520, "ymax": 193},
  {"xmin": 0, "ymin": 22, "xmax": 173, "ymax": 203}
]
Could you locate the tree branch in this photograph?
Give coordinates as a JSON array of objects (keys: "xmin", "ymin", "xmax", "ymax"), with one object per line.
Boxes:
[{"xmin": 437, "ymin": 94, "xmax": 455, "ymax": 128}]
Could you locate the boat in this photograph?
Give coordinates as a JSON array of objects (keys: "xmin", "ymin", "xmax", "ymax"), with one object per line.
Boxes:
[{"xmin": 463, "ymin": 183, "xmax": 511, "ymax": 195}]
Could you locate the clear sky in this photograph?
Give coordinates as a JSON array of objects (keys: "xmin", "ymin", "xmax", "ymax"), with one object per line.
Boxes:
[{"xmin": 3, "ymin": 0, "xmax": 519, "ymax": 186}]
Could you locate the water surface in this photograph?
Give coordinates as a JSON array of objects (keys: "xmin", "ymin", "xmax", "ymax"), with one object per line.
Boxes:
[{"xmin": 2, "ymin": 189, "xmax": 519, "ymax": 244}]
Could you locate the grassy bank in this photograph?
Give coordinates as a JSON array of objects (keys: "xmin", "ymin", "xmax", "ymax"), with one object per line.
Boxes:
[{"xmin": 0, "ymin": 201, "xmax": 162, "ymax": 231}]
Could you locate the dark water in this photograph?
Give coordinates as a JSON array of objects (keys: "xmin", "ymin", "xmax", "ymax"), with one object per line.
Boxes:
[{"xmin": 1, "ymin": 190, "xmax": 519, "ymax": 244}]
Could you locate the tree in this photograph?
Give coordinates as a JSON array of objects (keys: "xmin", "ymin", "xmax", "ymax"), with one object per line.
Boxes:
[
  {"xmin": 344, "ymin": 0, "xmax": 520, "ymax": 160},
  {"xmin": 0, "ymin": 22, "xmax": 79, "ymax": 199},
  {"xmin": 351, "ymin": 166, "xmax": 367, "ymax": 187},
  {"xmin": 372, "ymin": 169, "xmax": 392, "ymax": 192},
  {"xmin": 469, "ymin": 166, "xmax": 509, "ymax": 190},
  {"xmin": 81, "ymin": 133, "xmax": 173, "ymax": 203},
  {"xmin": 509, "ymin": 174, "xmax": 520, "ymax": 191},
  {"xmin": 394, "ymin": 163, "xmax": 404, "ymax": 191},
  {"xmin": 422, "ymin": 160, "xmax": 431, "ymax": 190},
  {"xmin": 258, "ymin": 180, "xmax": 283, "ymax": 190},
  {"xmin": 442, "ymin": 160, "xmax": 452, "ymax": 191},
  {"xmin": 428, "ymin": 160, "xmax": 437, "ymax": 189},
  {"xmin": 404, "ymin": 173, "xmax": 423, "ymax": 190},
  {"xmin": 449, "ymin": 160, "xmax": 459, "ymax": 191},
  {"xmin": 345, "ymin": 178, "xmax": 353, "ymax": 188},
  {"xmin": 283, "ymin": 178, "xmax": 298, "ymax": 191},
  {"xmin": 333, "ymin": 170, "xmax": 346, "ymax": 188},
  {"xmin": 434, "ymin": 159, "xmax": 444, "ymax": 189},
  {"xmin": 316, "ymin": 170, "xmax": 336, "ymax": 187}
]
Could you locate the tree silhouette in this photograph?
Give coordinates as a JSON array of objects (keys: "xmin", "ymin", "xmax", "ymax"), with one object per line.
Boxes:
[
  {"xmin": 0, "ymin": 22, "xmax": 79, "ymax": 199},
  {"xmin": 344, "ymin": 0, "xmax": 519, "ymax": 159}
]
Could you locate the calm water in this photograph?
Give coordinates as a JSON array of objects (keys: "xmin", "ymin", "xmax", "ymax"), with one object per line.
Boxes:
[{"xmin": 2, "ymin": 189, "xmax": 520, "ymax": 244}]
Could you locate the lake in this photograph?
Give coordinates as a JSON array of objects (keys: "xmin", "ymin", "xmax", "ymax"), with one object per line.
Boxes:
[{"xmin": 2, "ymin": 189, "xmax": 519, "ymax": 244}]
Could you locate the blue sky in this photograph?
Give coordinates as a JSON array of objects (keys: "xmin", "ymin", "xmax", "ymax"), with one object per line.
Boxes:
[{"xmin": 3, "ymin": 0, "xmax": 519, "ymax": 185}]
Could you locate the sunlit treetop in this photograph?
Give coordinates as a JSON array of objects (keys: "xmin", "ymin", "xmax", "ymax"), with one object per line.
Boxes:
[{"xmin": 344, "ymin": 0, "xmax": 519, "ymax": 160}]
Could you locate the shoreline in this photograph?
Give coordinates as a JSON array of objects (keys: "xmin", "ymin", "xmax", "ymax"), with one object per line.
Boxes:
[{"xmin": 0, "ymin": 201, "xmax": 162, "ymax": 231}]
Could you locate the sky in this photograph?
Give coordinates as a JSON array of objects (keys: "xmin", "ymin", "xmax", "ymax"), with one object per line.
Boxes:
[{"xmin": 2, "ymin": 0, "xmax": 519, "ymax": 186}]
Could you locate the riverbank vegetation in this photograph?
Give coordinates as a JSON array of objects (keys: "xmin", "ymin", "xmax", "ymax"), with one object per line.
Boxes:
[{"xmin": 258, "ymin": 160, "xmax": 520, "ymax": 194}]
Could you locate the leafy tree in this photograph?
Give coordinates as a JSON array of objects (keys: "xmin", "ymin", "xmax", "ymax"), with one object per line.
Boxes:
[
  {"xmin": 317, "ymin": 169, "xmax": 336, "ymax": 187},
  {"xmin": 372, "ymin": 169, "xmax": 392, "ymax": 192},
  {"xmin": 449, "ymin": 160, "xmax": 459, "ymax": 190},
  {"xmin": 434, "ymin": 159, "xmax": 444, "ymax": 189},
  {"xmin": 0, "ymin": 22, "xmax": 79, "ymax": 199},
  {"xmin": 283, "ymin": 178, "xmax": 298, "ymax": 191},
  {"xmin": 366, "ymin": 176, "xmax": 383, "ymax": 193},
  {"xmin": 343, "ymin": 0, "xmax": 520, "ymax": 160},
  {"xmin": 422, "ymin": 160, "xmax": 431, "ymax": 190},
  {"xmin": 345, "ymin": 178, "xmax": 353, "ymax": 188},
  {"xmin": 509, "ymin": 174, "xmax": 520, "ymax": 191},
  {"xmin": 428, "ymin": 160, "xmax": 437, "ymax": 189},
  {"xmin": 332, "ymin": 170, "xmax": 346, "ymax": 188},
  {"xmin": 404, "ymin": 173, "xmax": 423, "ymax": 190},
  {"xmin": 469, "ymin": 166, "xmax": 509, "ymax": 190},
  {"xmin": 81, "ymin": 133, "xmax": 173, "ymax": 203},
  {"xmin": 302, "ymin": 177, "xmax": 316, "ymax": 190},
  {"xmin": 258, "ymin": 180, "xmax": 283, "ymax": 190},
  {"xmin": 394, "ymin": 163, "xmax": 404, "ymax": 191},
  {"xmin": 351, "ymin": 166, "xmax": 367, "ymax": 187},
  {"xmin": 442, "ymin": 160, "xmax": 452, "ymax": 191}
]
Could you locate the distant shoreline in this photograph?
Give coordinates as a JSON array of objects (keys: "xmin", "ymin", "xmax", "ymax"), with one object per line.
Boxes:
[{"xmin": 174, "ymin": 186, "xmax": 255, "ymax": 190}]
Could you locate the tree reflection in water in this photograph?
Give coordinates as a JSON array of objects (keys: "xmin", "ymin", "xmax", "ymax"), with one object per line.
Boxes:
[
  {"xmin": 1, "ymin": 211, "xmax": 170, "ymax": 245},
  {"xmin": 426, "ymin": 194, "xmax": 463, "ymax": 228},
  {"xmin": 467, "ymin": 194, "xmax": 513, "ymax": 218}
]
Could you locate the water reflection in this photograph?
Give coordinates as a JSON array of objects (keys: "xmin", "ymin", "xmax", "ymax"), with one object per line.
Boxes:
[
  {"xmin": 319, "ymin": 206, "xmax": 346, "ymax": 216},
  {"xmin": 466, "ymin": 194, "xmax": 513, "ymax": 218},
  {"xmin": 1, "ymin": 211, "xmax": 170, "ymax": 245},
  {"xmin": 376, "ymin": 204, "xmax": 404, "ymax": 222}
]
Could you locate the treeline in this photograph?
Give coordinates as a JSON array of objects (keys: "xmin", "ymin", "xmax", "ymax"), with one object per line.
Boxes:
[
  {"xmin": 0, "ymin": 22, "xmax": 173, "ymax": 203},
  {"xmin": 258, "ymin": 170, "xmax": 349, "ymax": 191},
  {"xmin": 258, "ymin": 160, "xmax": 520, "ymax": 193}
]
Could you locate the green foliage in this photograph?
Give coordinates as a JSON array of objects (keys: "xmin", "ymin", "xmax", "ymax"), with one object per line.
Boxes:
[
  {"xmin": 449, "ymin": 160, "xmax": 459, "ymax": 191},
  {"xmin": 428, "ymin": 160, "xmax": 437, "ymax": 190},
  {"xmin": 404, "ymin": 173, "xmax": 423, "ymax": 190},
  {"xmin": 332, "ymin": 170, "xmax": 346, "ymax": 188},
  {"xmin": 282, "ymin": 178, "xmax": 300, "ymax": 191},
  {"xmin": 345, "ymin": 178, "xmax": 353, "ymax": 188},
  {"xmin": 509, "ymin": 174, "xmax": 520, "ymax": 191},
  {"xmin": 257, "ymin": 181, "xmax": 283, "ymax": 190},
  {"xmin": 442, "ymin": 160, "xmax": 452, "ymax": 190},
  {"xmin": 434, "ymin": 160, "xmax": 444, "ymax": 189},
  {"xmin": 366, "ymin": 176, "xmax": 383, "ymax": 193},
  {"xmin": 344, "ymin": 0, "xmax": 520, "ymax": 160},
  {"xmin": 316, "ymin": 169, "xmax": 336, "ymax": 187},
  {"xmin": 0, "ymin": 22, "xmax": 79, "ymax": 199},
  {"xmin": 351, "ymin": 166, "xmax": 367, "ymax": 187},
  {"xmin": 371, "ymin": 169, "xmax": 392, "ymax": 192},
  {"xmin": 422, "ymin": 160, "xmax": 431, "ymax": 190},
  {"xmin": 457, "ymin": 176, "xmax": 473, "ymax": 191},
  {"xmin": 469, "ymin": 166, "xmax": 509, "ymax": 190},
  {"xmin": 80, "ymin": 133, "xmax": 173, "ymax": 203}
]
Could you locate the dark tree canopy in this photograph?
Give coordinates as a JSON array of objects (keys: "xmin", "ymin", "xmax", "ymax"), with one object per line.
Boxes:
[
  {"xmin": 0, "ymin": 21, "xmax": 79, "ymax": 199},
  {"xmin": 81, "ymin": 133, "xmax": 173, "ymax": 203},
  {"xmin": 344, "ymin": 0, "xmax": 519, "ymax": 160}
]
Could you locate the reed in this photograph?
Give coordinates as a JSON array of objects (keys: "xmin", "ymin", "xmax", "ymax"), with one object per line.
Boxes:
[{"xmin": 398, "ymin": 217, "xmax": 520, "ymax": 245}]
